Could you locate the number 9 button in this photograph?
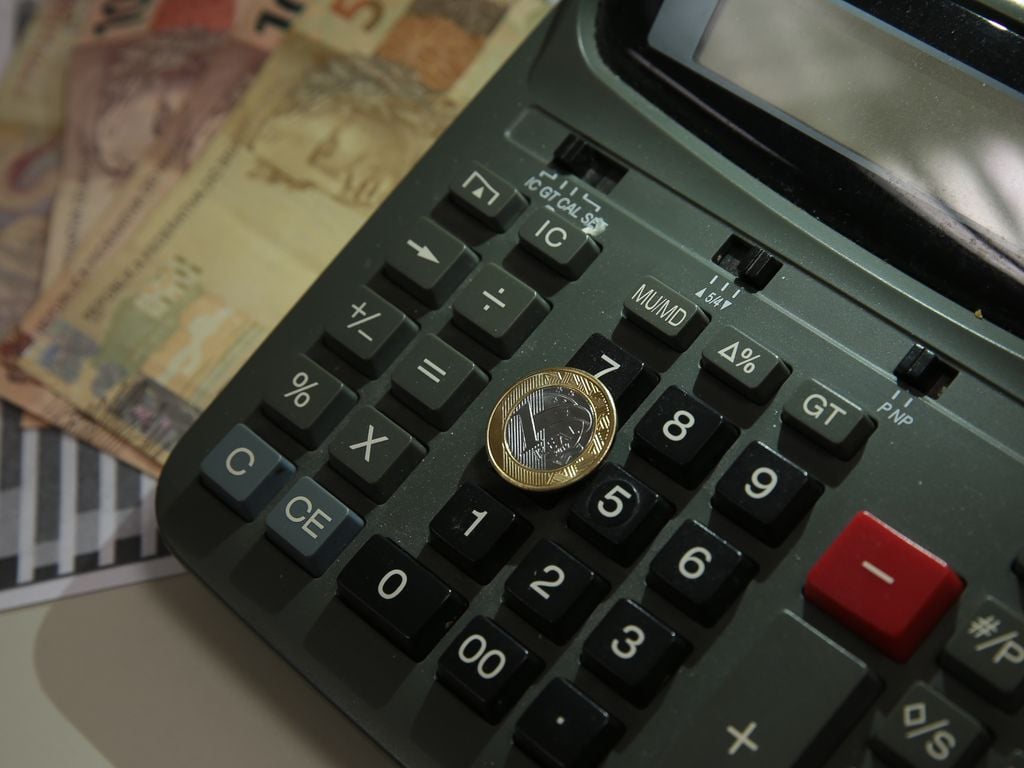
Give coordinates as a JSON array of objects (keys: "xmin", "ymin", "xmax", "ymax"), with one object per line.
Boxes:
[
  {"xmin": 711, "ymin": 442, "xmax": 822, "ymax": 546},
  {"xmin": 581, "ymin": 599, "xmax": 691, "ymax": 707}
]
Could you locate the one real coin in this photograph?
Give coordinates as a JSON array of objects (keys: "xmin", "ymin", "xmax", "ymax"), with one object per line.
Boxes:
[{"xmin": 486, "ymin": 367, "xmax": 617, "ymax": 492}]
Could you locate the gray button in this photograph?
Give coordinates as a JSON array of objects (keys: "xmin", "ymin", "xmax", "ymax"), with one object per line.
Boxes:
[
  {"xmin": 452, "ymin": 264, "xmax": 549, "ymax": 358},
  {"xmin": 1014, "ymin": 548, "xmax": 1024, "ymax": 581},
  {"xmin": 199, "ymin": 424, "xmax": 294, "ymax": 521},
  {"xmin": 871, "ymin": 681, "xmax": 989, "ymax": 768},
  {"xmin": 449, "ymin": 163, "xmax": 527, "ymax": 231},
  {"xmin": 941, "ymin": 595, "xmax": 1024, "ymax": 711},
  {"xmin": 623, "ymin": 275, "xmax": 708, "ymax": 350},
  {"xmin": 518, "ymin": 208, "xmax": 599, "ymax": 278},
  {"xmin": 262, "ymin": 355, "xmax": 356, "ymax": 448},
  {"xmin": 329, "ymin": 406, "xmax": 425, "ymax": 502},
  {"xmin": 700, "ymin": 326, "xmax": 789, "ymax": 403},
  {"xmin": 391, "ymin": 334, "xmax": 487, "ymax": 428},
  {"xmin": 781, "ymin": 379, "xmax": 875, "ymax": 459},
  {"xmin": 324, "ymin": 287, "xmax": 416, "ymax": 376},
  {"xmin": 265, "ymin": 477, "xmax": 363, "ymax": 576},
  {"xmin": 679, "ymin": 610, "xmax": 879, "ymax": 766},
  {"xmin": 384, "ymin": 218, "xmax": 477, "ymax": 307}
]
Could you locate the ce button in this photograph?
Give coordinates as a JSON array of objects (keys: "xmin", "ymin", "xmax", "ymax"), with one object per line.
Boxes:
[{"xmin": 200, "ymin": 425, "xmax": 295, "ymax": 520}]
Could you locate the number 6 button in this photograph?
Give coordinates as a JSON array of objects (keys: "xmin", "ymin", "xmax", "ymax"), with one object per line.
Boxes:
[
  {"xmin": 504, "ymin": 540, "xmax": 609, "ymax": 643},
  {"xmin": 582, "ymin": 599, "xmax": 691, "ymax": 707}
]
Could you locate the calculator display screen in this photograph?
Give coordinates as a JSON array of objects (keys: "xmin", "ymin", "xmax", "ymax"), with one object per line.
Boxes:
[{"xmin": 603, "ymin": 0, "xmax": 1024, "ymax": 337}]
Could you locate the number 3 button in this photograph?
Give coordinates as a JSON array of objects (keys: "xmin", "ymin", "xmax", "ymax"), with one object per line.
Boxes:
[
  {"xmin": 505, "ymin": 540, "xmax": 609, "ymax": 643},
  {"xmin": 582, "ymin": 599, "xmax": 691, "ymax": 707}
]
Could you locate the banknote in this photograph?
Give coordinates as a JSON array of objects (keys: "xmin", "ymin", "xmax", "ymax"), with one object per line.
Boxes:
[
  {"xmin": 0, "ymin": 1, "xmax": 39, "ymax": 80},
  {"xmin": 18, "ymin": 0, "xmax": 550, "ymax": 464}
]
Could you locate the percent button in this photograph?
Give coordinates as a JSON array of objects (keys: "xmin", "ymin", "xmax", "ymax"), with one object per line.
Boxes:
[
  {"xmin": 263, "ymin": 354, "xmax": 356, "ymax": 449},
  {"xmin": 700, "ymin": 326, "xmax": 789, "ymax": 403}
]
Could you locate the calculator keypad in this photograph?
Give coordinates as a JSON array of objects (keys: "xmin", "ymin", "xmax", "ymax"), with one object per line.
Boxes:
[
  {"xmin": 390, "ymin": 334, "xmax": 487, "ymax": 429},
  {"xmin": 262, "ymin": 355, "xmax": 356, "ymax": 448},
  {"xmin": 199, "ymin": 424, "xmax": 294, "ymax": 520},
  {"xmin": 336, "ymin": 535, "xmax": 466, "ymax": 660},
  {"xmin": 504, "ymin": 540, "xmax": 609, "ymax": 643},
  {"xmin": 452, "ymin": 263, "xmax": 549, "ymax": 357},
  {"xmin": 327, "ymin": 406, "xmax": 425, "ymax": 502},
  {"xmin": 437, "ymin": 616, "xmax": 543, "ymax": 723}
]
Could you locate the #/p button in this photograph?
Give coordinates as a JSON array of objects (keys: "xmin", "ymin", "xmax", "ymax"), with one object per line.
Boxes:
[{"xmin": 200, "ymin": 424, "xmax": 295, "ymax": 521}]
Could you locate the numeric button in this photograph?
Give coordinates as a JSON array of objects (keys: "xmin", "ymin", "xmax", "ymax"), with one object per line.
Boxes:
[
  {"xmin": 323, "ymin": 287, "xmax": 416, "ymax": 376},
  {"xmin": 781, "ymin": 379, "xmax": 875, "ymax": 459},
  {"xmin": 328, "ymin": 407, "xmax": 424, "ymax": 502},
  {"xmin": 632, "ymin": 386, "xmax": 737, "ymax": 486},
  {"xmin": 384, "ymin": 218, "xmax": 477, "ymax": 307},
  {"xmin": 450, "ymin": 163, "xmax": 527, "ymax": 231},
  {"xmin": 429, "ymin": 484, "xmax": 531, "ymax": 583},
  {"xmin": 437, "ymin": 616, "xmax": 543, "ymax": 723},
  {"xmin": 391, "ymin": 334, "xmax": 487, "ymax": 428},
  {"xmin": 870, "ymin": 682, "xmax": 989, "ymax": 768},
  {"xmin": 519, "ymin": 208, "xmax": 600, "ymax": 278},
  {"xmin": 452, "ymin": 264, "xmax": 549, "ymax": 357},
  {"xmin": 504, "ymin": 540, "xmax": 609, "ymax": 643},
  {"xmin": 336, "ymin": 535, "xmax": 466, "ymax": 660},
  {"xmin": 582, "ymin": 599, "xmax": 690, "ymax": 707},
  {"xmin": 262, "ymin": 355, "xmax": 356, "ymax": 448},
  {"xmin": 199, "ymin": 424, "xmax": 294, "ymax": 520},
  {"xmin": 711, "ymin": 442, "xmax": 822, "ymax": 546},
  {"xmin": 567, "ymin": 464, "xmax": 671, "ymax": 565},
  {"xmin": 647, "ymin": 520, "xmax": 755, "ymax": 626},
  {"xmin": 567, "ymin": 334, "xmax": 646, "ymax": 415},
  {"xmin": 941, "ymin": 596, "xmax": 1024, "ymax": 711},
  {"xmin": 700, "ymin": 326, "xmax": 788, "ymax": 403}
]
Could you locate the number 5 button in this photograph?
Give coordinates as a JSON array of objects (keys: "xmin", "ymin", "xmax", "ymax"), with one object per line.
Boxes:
[
  {"xmin": 582, "ymin": 599, "xmax": 691, "ymax": 707},
  {"xmin": 504, "ymin": 540, "xmax": 609, "ymax": 643},
  {"xmin": 712, "ymin": 442, "xmax": 822, "ymax": 546}
]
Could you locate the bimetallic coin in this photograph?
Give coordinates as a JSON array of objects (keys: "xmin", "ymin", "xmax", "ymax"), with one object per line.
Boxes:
[{"xmin": 487, "ymin": 367, "xmax": 617, "ymax": 491}]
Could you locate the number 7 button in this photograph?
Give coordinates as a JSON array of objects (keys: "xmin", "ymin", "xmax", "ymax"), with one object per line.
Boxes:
[{"xmin": 805, "ymin": 511, "xmax": 964, "ymax": 661}]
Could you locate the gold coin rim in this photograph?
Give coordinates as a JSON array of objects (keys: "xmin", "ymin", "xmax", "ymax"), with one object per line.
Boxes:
[{"xmin": 486, "ymin": 367, "xmax": 617, "ymax": 492}]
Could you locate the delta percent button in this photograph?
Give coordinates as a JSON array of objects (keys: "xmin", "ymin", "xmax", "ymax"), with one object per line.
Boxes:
[{"xmin": 805, "ymin": 511, "xmax": 964, "ymax": 661}]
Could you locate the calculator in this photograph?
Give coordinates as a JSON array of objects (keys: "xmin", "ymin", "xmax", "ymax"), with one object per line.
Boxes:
[{"xmin": 156, "ymin": 0, "xmax": 1024, "ymax": 766}]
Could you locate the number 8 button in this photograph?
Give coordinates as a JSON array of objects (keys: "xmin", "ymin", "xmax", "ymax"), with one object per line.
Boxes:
[{"xmin": 582, "ymin": 599, "xmax": 691, "ymax": 707}]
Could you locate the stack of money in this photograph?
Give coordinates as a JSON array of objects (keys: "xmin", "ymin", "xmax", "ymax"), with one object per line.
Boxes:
[{"xmin": 0, "ymin": 0, "xmax": 551, "ymax": 602}]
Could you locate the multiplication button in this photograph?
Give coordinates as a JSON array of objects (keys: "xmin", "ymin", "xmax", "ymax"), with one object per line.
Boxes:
[
  {"xmin": 323, "ymin": 287, "xmax": 416, "ymax": 376},
  {"xmin": 262, "ymin": 355, "xmax": 356, "ymax": 448},
  {"xmin": 391, "ymin": 334, "xmax": 487, "ymax": 429},
  {"xmin": 518, "ymin": 208, "xmax": 600, "ymax": 279},
  {"xmin": 452, "ymin": 264, "xmax": 548, "ymax": 357},
  {"xmin": 781, "ymin": 379, "xmax": 875, "ymax": 459},
  {"xmin": 941, "ymin": 595, "xmax": 1024, "ymax": 711},
  {"xmin": 328, "ymin": 406, "xmax": 424, "ymax": 502},
  {"xmin": 700, "ymin": 326, "xmax": 788, "ymax": 402},
  {"xmin": 199, "ymin": 424, "xmax": 295, "ymax": 520},
  {"xmin": 384, "ymin": 218, "xmax": 477, "ymax": 307}
]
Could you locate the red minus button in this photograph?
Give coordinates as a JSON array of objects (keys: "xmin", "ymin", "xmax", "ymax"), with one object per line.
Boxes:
[{"xmin": 805, "ymin": 511, "xmax": 963, "ymax": 661}]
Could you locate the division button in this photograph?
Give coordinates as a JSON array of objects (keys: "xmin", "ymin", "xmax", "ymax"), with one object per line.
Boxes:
[
  {"xmin": 452, "ymin": 263, "xmax": 549, "ymax": 357},
  {"xmin": 262, "ymin": 355, "xmax": 356, "ymax": 449},
  {"xmin": 700, "ymin": 326, "xmax": 789, "ymax": 403},
  {"xmin": 199, "ymin": 424, "xmax": 295, "ymax": 521},
  {"xmin": 391, "ymin": 334, "xmax": 487, "ymax": 429},
  {"xmin": 646, "ymin": 519, "xmax": 755, "ymax": 626},
  {"xmin": 323, "ymin": 286, "xmax": 416, "ymax": 377},
  {"xmin": 567, "ymin": 463, "xmax": 671, "ymax": 565},
  {"xmin": 623, "ymin": 275, "xmax": 708, "ymax": 350},
  {"xmin": 781, "ymin": 379, "xmax": 875, "ymax": 459},
  {"xmin": 870, "ymin": 681, "xmax": 989, "ymax": 768},
  {"xmin": 581, "ymin": 599, "xmax": 690, "ymax": 707},
  {"xmin": 264, "ymin": 477, "xmax": 363, "ymax": 576},
  {"xmin": 805, "ymin": 511, "xmax": 964, "ymax": 661},
  {"xmin": 567, "ymin": 334, "xmax": 646, "ymax": 414},
  {"xmin": 941, "ymin": 595, "xmax": 1024, "ymax": 711},
  {"xmin": 384, "ymin": 218, "xmax": 477, "ymax": 307},
  {"xmin": 632, "ymin": 386, "xmax": 737, "ymax": 487},
  {"xmin": 336, "ymin": 534, "xmax": 467, "ymax": 660},
  {"xmin": 679, "ymin": 611, "xmax": 880, "ymax": 766},
  {"xmin": 504, "ymin": 539, "xmax": 609, "ymax": 643},
  {"xmin": 327, "ymin": 406, "xmax": 424, "ymax": 502},
  {"xmin": 437, "ymin": 616, "xmax": 543, "ymax": 723},
  {"xmin": 450, "ymin": 163, "xmax": 527, "ymax": 231},
  {"xmin": 514, "ymin": 678, "xmax": 623, "ymax": 768},
  {"xmin": 518, "ymin": 208, "xmax": 600, "ymax": 279},
  {"xmin": 711, "ymin": 441, "xmax": 822, "ymax": 546},
  {"xmin": 429, "ymin": 484, "xmax": 531, "ymax": 583}
]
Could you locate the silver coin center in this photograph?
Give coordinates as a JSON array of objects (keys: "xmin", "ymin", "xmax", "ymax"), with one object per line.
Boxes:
[{"xmin": 503, "ymin": 386, "xmax": 596, "ymax": 471}]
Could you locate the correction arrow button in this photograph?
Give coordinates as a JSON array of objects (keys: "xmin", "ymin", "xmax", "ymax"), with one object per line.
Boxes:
[{"xmin": 385, "ymin": 217, "xmax": 478, "ymax": 307}]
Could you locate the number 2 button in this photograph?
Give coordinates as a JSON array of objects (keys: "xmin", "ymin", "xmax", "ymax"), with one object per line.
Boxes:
[
  {"xmin": 505, "ymin": 540, "xmax": 609, "ymax": 643},
  {"xmin": 582, "ymin": 599, "xmax": 691, "ymax": 707}
]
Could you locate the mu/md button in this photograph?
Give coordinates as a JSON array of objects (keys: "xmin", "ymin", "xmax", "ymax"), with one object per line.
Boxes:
[
  {"xmin": 623, "ymin": 275, "xmax": 708, "ymax": 350},
  {"xmin": 200, "ymin": 424, "xmax": 294, "ymax": 521}
]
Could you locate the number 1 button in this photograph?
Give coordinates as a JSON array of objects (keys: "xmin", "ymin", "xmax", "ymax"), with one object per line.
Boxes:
[{"xmin": 504, "ymin": 540, "xmax": 609, "ymax": 643}]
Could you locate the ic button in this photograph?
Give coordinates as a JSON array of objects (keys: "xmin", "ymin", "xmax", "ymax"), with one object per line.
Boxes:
[{"xmin": 518, "ymin": 208, "xmax": 600, "ymax": 279}]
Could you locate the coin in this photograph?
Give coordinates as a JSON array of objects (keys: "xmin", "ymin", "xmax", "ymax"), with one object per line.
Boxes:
[{"xmin": 486, "ymin": 367, "xmax": 617, "ymax": 491}]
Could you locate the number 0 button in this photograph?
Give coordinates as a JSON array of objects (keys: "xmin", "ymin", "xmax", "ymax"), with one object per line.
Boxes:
[
  {"xmin": 582, "ymin": 599, "xmax": 691, "ymax": 707},
  {"xmin": 336, "ymin": 535, "xmax": 467, "ymax": 660},
  {"xmin": 437, "ymin": 616, "xmax": 543, "ymax": 723},
  {"xmin": 505, "ymin": 540, "xmax": 609, "ymax": 643}
]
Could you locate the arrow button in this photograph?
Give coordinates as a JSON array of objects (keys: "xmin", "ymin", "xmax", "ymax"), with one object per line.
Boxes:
[{"xmin": 385, "ymin": 218, "xmax": 477, "ymax": 307}]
